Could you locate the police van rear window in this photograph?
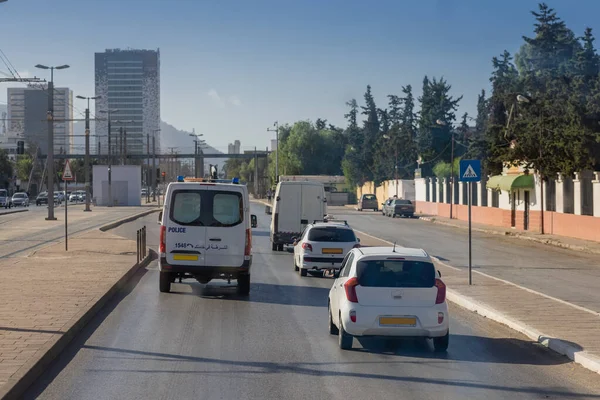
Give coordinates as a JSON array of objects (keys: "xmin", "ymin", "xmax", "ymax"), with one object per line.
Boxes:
[{"xmin": 170, "ymin": 190, "xmax": 243, "ymax": 227}]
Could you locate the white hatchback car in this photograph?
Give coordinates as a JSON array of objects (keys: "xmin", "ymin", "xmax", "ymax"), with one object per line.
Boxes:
[
  {"xmin": 328, "ymin": 246, "xmax": 449, "ymax": 351},
  {"xmin": 292, "ymin": 220, "xmax": 360, "ymax": 277}
]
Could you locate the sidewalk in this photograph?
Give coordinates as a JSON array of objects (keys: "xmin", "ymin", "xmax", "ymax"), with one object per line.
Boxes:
[
  {"xmin": 354, "ymin": 230, "xmax": 600, "ymax": 375},
  {"xmin": 0, "ymin": 224, "xmax": 152, "ymax": 399}
]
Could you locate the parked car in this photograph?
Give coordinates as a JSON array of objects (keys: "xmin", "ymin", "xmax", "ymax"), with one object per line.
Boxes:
[
  {"xmin": 382, "ymin": 198, "xmax": 415, "ymax": 218},
  {"xmin": 292, "ymin": 220, "xmax": 360, "ymax": 277},
  {"xmin": 0, "ymin": 189, "xmax": 12, "ymax": 208},
  {"xmin": 69, "ymin": 191, "xmax": 83, "ymax": 202},
  {"xmin": 11, "ymin": 192, "xmax": 29, "ymax": 207},
  {"xmin": 328, "ymin": 246, "xmax": 449, "ymax": 351},
  {"xmin": 357, "ymin": 194, "xmax": 378, "ymax": 211},
  {"xmin": 36, "ymin": 192, "xmax": 48, "ymax": 206}
]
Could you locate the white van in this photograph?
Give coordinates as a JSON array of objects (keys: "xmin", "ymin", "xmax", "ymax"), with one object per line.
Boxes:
[
  {"xmin": 158, "ymin": 180, "xmax": 258, "ymax": 294},
  {"xmin": 270, "ymin": 181, "xmax": 327, "ymax": 251}
]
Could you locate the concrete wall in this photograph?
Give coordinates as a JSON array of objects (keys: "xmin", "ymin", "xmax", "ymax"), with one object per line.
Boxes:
[
  {"xmin": 356, "ymin": 179, "xmax": 416, "ymax": 205},
  {"xmin": 93, "ymin": 165, "xmax": 142, "ymax": 206}
]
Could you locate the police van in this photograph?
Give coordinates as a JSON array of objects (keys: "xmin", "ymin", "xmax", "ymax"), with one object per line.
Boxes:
[{"xmin": 157, "ymin": 177, "xmax": 258, "ymax": 294}]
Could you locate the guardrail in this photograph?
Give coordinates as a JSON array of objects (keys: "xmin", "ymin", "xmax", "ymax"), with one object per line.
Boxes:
[{"xmin": 137, "ymin": 226, "xmax": 147, "ymax": 263}]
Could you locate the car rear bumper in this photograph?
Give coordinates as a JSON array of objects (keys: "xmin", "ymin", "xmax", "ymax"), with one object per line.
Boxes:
[
  {"xmin": 393, "ymin": 208, "xmax": 414, "ymax": 215},
  {"xmin": 340, "ymin": 303, "xmax": 449, "ymax": 338},
  {"xmin": 159, "ymin": 256, "xmax": 251, "ymax": 276},
  {"xmin": 301, "ymin": 258, "xmax": 344, "ymax": 270}
]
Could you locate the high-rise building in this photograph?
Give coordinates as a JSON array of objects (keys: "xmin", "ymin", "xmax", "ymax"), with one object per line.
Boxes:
[
  {"xmin": 228, "ymin": 140, "xmax": 241, "ymax": 154},
  {"xmin": 95, "ymin": 48, "xmax": 160, "ymax": 158},
  {"xmin": 7, "ymin": 86, "xmax": 73, "ymax": 154}
]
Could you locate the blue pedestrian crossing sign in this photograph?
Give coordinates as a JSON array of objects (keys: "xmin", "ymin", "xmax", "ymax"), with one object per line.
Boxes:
[{"xmin": 459, "ymin": 159, "xmax": 481, "ymax": 182}]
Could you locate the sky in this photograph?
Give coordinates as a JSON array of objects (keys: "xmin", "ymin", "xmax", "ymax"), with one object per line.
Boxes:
[{"xmin": 2, "ymin": 0, "xmax": 600, "ymax": 153}]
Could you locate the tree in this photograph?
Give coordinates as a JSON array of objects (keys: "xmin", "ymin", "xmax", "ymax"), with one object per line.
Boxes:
[
  {"xmin": 16, "ymin": 155, "xmax": 33, "ymax": 182},
  {"xmin": 466, "ymin": 90, "xmax": 489, "ymax": 160},
  {"xmin": 0, "ymin": 150, "xmax": 12, "ymax": 189}
]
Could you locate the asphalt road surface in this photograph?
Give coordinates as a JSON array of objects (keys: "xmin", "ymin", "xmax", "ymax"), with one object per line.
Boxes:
[
  {"xmin": 25, "ymin": 204, "xmax": 600, "ymax": 400},
  {"xmin": 328, "ymin": 206, "xmax": 600, "ymax": 313}
]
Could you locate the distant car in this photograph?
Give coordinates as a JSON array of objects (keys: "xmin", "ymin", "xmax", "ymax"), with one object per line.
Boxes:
[
  {"xmin": 57, "ymin": 191, "xmax": 66, "ymax": 202},
  {"xmin": 53, "ymin": 193, "xmax": 62, "ymax": 205},
  {"xmin": 69, "ymin": 192, "xmax": 82, "ymax": 202},
  {"xmin": 36, "ymin": 192, "xmax": 48, "ymax": 206},
  {"xmin": 0, "ymin": 189, "xmax": 12, "ymax": 208},
  {"xmin": 382, "ymin": 198, "xmax": 415, "ymax": 218},
  {"xmin": 11, "ymin": 192, "xmax": 29, "ymax": 207},
  {"xmin": 357, "ymin": 194, "xmax": 378, "ymax": 211},
  {"xmin": 328, "ymin": 246, "xmax": 449, "ymax": 351},
  {"xmin": 293, "ymin": 220, "xmax": 361, "ymax": 277}
]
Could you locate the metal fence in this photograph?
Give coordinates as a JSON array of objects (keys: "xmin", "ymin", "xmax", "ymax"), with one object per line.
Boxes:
[{"xmin": 137, "ymin": 226, "xmax": 147, "ymax": 263}]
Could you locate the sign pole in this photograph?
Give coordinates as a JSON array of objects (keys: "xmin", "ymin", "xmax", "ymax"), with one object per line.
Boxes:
[
  {"xmin": 459, "ymin": 159, "xmax": 480, "ymax": 286},
  {"xmin": 65, "ymin": 178, "xmax": 68, "ymax": 251},
  {"xmin": 468, "ymin": 181, "xmax": 472, "ymax": 285}
]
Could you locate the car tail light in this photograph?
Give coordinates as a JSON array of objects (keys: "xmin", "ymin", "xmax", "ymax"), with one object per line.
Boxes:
[
  {"xmin": 438, "ymin": 312, "xmax": 444, "ymax": 324},
  {"xmin": 344, "ymin": 277, "xmax": 359, "ymax": 303},
  {"xmin": 159, "ymin": 225, "xmax": 166, "ymax": 253},
  {"xmin": 349, "ymin": 310, "xmax": 357, "ymax": 323},
  {"xmin": 302, "ymin": 243, "xmax": 312, "ymax": 252},
  {"xmin": 435, "ymin": 279, "xmax": 446, "ymax": 304},
  {"xmin": 245, "ymin": 229, "xmax": 252, "ymax": 256}
]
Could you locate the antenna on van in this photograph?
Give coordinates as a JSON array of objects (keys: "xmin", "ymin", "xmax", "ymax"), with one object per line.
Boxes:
[{"xmin": 393, "ymin": 241, "xmax": 397, "ymax": 252}]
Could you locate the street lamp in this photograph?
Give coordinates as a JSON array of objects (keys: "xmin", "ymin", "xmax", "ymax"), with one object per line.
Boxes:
[
  {"xmin": 35, "ymin": 63, "xmax": 70, "ymax": 221},
  {"xmin": 516, "ymin": 94, "xmax": 545, "ymax": 234},
  {"xmin": 76, "ymin": 95, "xmax": 100, "ymax": 212},
  {"xmin": 436, "ymin": 119, "xmax": 455, "ymax": 219},
  {"xmin": 153, "ymin": 129, "xmax": 161, "ymax": 201},
  {"xmin": 267, "ymin": 121, "xmax": 279, "ymax": 183},
  {"xmin": 99, "ymin": 109, "xmax": 119, "ymax": 207}
]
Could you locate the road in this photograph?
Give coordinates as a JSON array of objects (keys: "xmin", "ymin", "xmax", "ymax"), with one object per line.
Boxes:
[
  {"xmin": 327, "ymin": 206, "xmax": 600, "ymax": 313},
  {"xmin": 24, "ymin": 203, "xmax": 600, "ymax": 399},
  {"xmin": 0, "ymin": 204, "xmax": 152, "ymax": 258}
]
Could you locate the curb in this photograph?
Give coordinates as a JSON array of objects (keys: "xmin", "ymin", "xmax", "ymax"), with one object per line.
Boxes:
[
  {"xmin": 99, "ymin": 208, "xmax": 161, "ymax": 232},
  {"xmin": 446, "ymin": 289, "xmax": 600, "ymax": 374},
  {"xmin": 0, "ymin": 209, "xmax": 28, "ymax": 216},
  {"xmin": 417, "ymin": 215, "xmax": 600, "ymax": 256},
  {"xmin": 0, "ymin": 250, "xmax": 156, "ymax": 400}
]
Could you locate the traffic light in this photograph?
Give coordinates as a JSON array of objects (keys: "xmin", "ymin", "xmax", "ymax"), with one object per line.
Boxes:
[
  {"xmin": 16, "ymin": 141, "xmax": 24, "ymax": 155},
  {"xmin": 161, "ymin": 171, "xmax": 166, "ymax": 183}
]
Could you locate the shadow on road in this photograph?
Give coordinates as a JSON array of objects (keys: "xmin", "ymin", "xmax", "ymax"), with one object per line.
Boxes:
[{"xmin": 71, "ymin": 342, "xmax": 594, "ymax": 398}]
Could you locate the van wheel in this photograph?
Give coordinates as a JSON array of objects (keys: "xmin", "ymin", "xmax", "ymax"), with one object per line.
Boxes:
[
  {"xmin": 272, "ymin": 242, "xmax": 277, "ymax": 251},
  {"xmin": 159, "ymin": 271, "xmax": 172, "ymax": 293},
  {"xmin": 300, "ymin": 268, "xmax": 307, "ymax": 277},
  {"xmin": 433, "ymin": 331, "xmax": 449, "ymax": 352},
  {"xmin": 237, "ymin": 274, "xmax": 250, "ymax": 296}
]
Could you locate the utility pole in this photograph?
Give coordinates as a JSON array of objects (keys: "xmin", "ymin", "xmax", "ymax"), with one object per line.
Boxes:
[
  {"xmin": 76, "ymin": 95, "xmax": 100, "ymax": 212},
  {"xmin": 152, "ymin": 135, "xmax": 156, "ymax": 202},
  {"xmin": 35, "ymin": 63, "xmax": 70, "ymax": 221},
  {"xmin": 267, "ymin": 121, "xmax": 279, "ymax": 184},
  {"xmin": 123, "ymin": 128, "xmax": 127, "ymax": 165},
  {"xmin": 146, "ymin": 133, "xmax": 150, "ymax": 203}
]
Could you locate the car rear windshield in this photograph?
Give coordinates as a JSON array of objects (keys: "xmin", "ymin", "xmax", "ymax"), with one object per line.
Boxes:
[
  {"xmin": 307, "ymin": 227, "xmax": 356, "ymax": 242},
  {"xmin": 14, "ymin": 194, "xmax": 25, "ymax": 198},
  {"xmin": 357, "ymin": 260, "xmax": 435, "ymax": 288},
  {"xmin": 394, "ymin": 200, "xmax": 412, "ymax": 205},
  {"xmin": 170, "ymin": 190, "xmax": 243, "ymax": 227},
  {"xmin": 362, "ymin": 194, "xmax": 376, "ymax": 200}
]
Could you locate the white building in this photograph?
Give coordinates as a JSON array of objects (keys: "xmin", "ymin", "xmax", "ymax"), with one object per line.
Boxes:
[{"xmin": 7, "ymin": 86, "xmax": 73, "ymax": 154}]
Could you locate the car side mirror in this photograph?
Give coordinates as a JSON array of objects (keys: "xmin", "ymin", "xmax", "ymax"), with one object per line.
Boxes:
[
  {"xmin": 333, "ymin": 270, "xmax": 341, "ymax": 278},
  {"xmin": 251, "ymin": 214, "xmax": 258, "ymax": 228},
  {"xmin": 357, "ymin": 237, "xmax": 360, "ymax": 243},
  {"xmin": 276, "ymin": 196, "xmax": 281, "ymax": 201},
  {"xmin": 438, "ymin": 270, "xmax": 442, "ymax": 278},
  {"xmin": 157, "ymin": 210, "xmax": 163, "ymax": 225}
]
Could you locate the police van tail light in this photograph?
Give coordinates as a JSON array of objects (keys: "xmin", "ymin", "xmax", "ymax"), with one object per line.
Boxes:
[
  {"xmin": 159, "ymin": 225, "xmax": 166, "ymax": 253},
  {"xmin": 245, "ymin": 229, "xmax": 252, "ymax": 256}
]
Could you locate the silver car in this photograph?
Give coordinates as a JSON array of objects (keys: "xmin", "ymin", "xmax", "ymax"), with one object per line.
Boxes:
[{"xmin": 11, "ymin": 192, "xmax": 29, "ymax": 207}]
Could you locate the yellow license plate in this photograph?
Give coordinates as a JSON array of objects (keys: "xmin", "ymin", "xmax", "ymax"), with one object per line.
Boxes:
[
  {"xmin": 379, "ymin": 317, "xmax": 416, "ymax": 326},
  {"xmin": 322, "ymin": 248, "xmax": 343, "ymax": 254},
  {"xmin": 173, "ymin": 254, "xmax": 199, "ymax": 261}
]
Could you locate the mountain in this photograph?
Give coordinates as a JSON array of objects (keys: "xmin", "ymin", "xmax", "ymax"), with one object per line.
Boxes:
[{"xmin": 159, "ymin": 120, "xmax": 226, "ymax": 169}]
